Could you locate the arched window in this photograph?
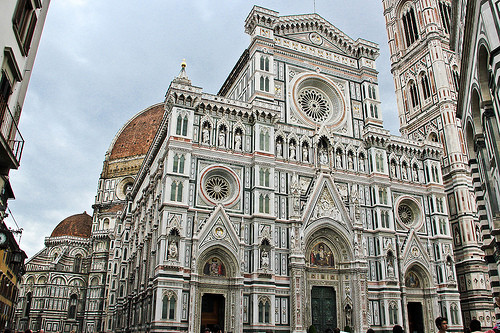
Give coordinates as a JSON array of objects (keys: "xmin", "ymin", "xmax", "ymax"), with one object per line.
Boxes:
[
  {"xmin": 421, "ymin": 73, "xmax": 431, "ymax": 100},
  {"xmin": 438, "ymin": 1, "xmax": 451, "ymax": 34},
  {"xmin": 401, "ymin": 6, "xmax": 419, "ymax": 47},
  {"xmin": 258, "ymin": 298, "xmax": 271, "ymax": 323},
  {"xmin": 25, "ymin": 292, "xmax": 32, "ymax": 317},
  {"xmin": 452, "ymin": 69, "xmax": 460, "ymax": 92},
  {"xmin": 68, "ymin": 294, "xmax": 78, "ymax": 319},
  {"xmin": 73, "ymin": 254, "xmax": 82, "ymax": 273},
  {"xmin": 259, "ymin": 168, "xmax": 270, "ymax": 187},
  {"xmin": 408, "ymin": 81, "xmax": 420, "ymax": 108},
  {"xmin": 389, "ymin": 302, "xmax": 398, "ymax": 324},
  {"xmin": 172, "ymin": 154, "xmax": 185, "ymax": 173},
  {"xmin": 103, "ymin": 218, "xmax": 110, "ymax": 229},
  {"xmin": 260, "ymin": 56, "xmax": 265, "ymax": 70},
  {"xmin": 260, "ymin": 76, "xmax": 265, "ymax": 91},
  {"xmin": 259, "ymin": 194, "xmax": 270, "ymax": 214},
  {"xmin": 170, "ymin": 181, "xmax": 183, "ymax": 202},
  {"xmin": 259, "ymin": 129, "xmax": 270, "ymax": 151},
  {"xmin": 175, "ymin": 115, "xmax": 188, "ymax": 136},
  {"xmin": 162, "ymin": 294, "xmax": 176, "ymax": 320},
  {"xmin": 265, "ymin": 77, "xmax": 270, "ymax": 92}
]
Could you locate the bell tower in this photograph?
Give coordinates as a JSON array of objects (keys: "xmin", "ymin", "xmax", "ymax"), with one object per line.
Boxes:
[{"xmin": 383, "ymin": 0, "xmax": 494, "ymax": 325}]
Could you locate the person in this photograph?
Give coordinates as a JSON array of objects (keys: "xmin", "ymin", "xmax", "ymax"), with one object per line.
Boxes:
[
  {"xmin": 333, "ymin": 328, "xmax": 340, "ymax": 333},
  {"xmin": 393, "ymin": 325, "xmax": 403, "ymax": 333},
  {"xmin": 324, "ymin": 329, "xmax": 333, "ymax": 333},
  {"xmin": 469, "ymin": 319, "xmax": 481, "ymax": 333},
  {"xmin": 25, "ymin": 330, "xmax": 32, "ymax": 333},
  {"xmin": 367, "ymin": 329, "xmax": 375, "ymax": 333},
  {"xmin": 435, "ymin": 317, "xmax": 448, "ymax": 333}
]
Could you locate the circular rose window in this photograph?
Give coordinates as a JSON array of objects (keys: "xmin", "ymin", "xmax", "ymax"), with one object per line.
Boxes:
[
  {"xmin": 398, "ymin": 204, "xmax": 414, "ymax": 225},
  {"xmin": 205, "ymin": 175, "xmax": 230, "ymax": 201},
  {"xmin": 395, "ymin": 197, "xmax": 422, "ymax": 229},
  {"xmin": 200, "ymin": 166, "xmax": 241, "ymax": 206},
  {"xmin": 298, "ymin": 88, "xmax": 330, "ymax": 122},
  {"xmin": 292, "ymin": 74, "xmax": 345, "ymax": 127}
]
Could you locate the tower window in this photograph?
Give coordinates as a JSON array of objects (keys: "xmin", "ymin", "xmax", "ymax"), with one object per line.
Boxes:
[
  {"xmin": 162, "ymin": 294, "xmax": 176, "ymax": 320},
  {"xmin": 170, "ymin": 181, "xmax": 183, "ymax": 202},
  {"xmin": 401, "ymin": 6, "xmax": 419, "ymax": 47},
  {"xmin": 438, "ymin": 1, "xmax": 451, "ymax": 34},
  {"xmin": 408, "ymin": 81, "xmax": 420, "ymax": 108},
  {"xmin": 175, "ymin": 114, "xmax": 188, "ymax": 136},
  {"xmin": 421, "ymin": 74, "xmax": 431, "ymax": 100},
  {"xmin": 172, "ymin": 154, "xmax": 185, "ymax": 173}
]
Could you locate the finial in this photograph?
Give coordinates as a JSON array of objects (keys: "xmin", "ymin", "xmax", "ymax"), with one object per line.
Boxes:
[{"xmin": 181, "ymin": 59, "xmax": 187, "ymax": 68}]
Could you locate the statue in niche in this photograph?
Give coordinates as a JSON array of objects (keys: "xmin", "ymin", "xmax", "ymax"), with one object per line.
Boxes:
[
  {"xmin": 319, "ymin": 148, "xmax": 328, "ymax": 165},
  {"xmin": 202, "ymin": 125, "xmax": 210, "ymax": 144},
  {"xmin": 302, "ymin": 145, "xmax": 309, "ymax": 162},
  {"xmin": 203, "ymin": 257, "xmax": 226, "ymax": 276},
  {"xmin": 289, "ymin": 142, "xmax": 296, "ymax": 160},
  {"xmin": 261, "ymin": 250, "xmax": 269, "ymax": 269},
  {"xmin": 310, "ymin": 242, "xmax": 334, "ymax": 267},
  {"xmin": 276, "ymin": 140, "xmax": 283, "ymax": 157},
  {"xmin": 446, "ymin": 259, "xmax": 454, "ymax": 281},
  {"xmin": 168, "ymin": 241, "xmax": 178, "ymax": 260},
  {"xmin": 401, "ymin": 166, "xmax": 408, "ymax": 180},
  {"xmin": 234, "ymin": 131, "xmax": 242, "ymax": 151},
  {"xmin": 412, "ymin": 166, "xmax": 419, "ymax": 181},
  {"xmin": 336, "ymin": 153, "xmax": 342, "ymax": 168},
  {"xmin": 390, "ymin": 162, "xmax": 396, "ymax": 178},
  {"xmin": 359, "ymin": 156, "xmax": 365, "ymax": 171},
  {"xmin": 387, "ymin": 257, "xmax": 395, "ymax": 279},
  {"xmin": 348, "ymin": 154, "xmax": 354, "ymax": 169},
  {"xmin": 218, "ymin": 128, "xmax": 226, "ymax": 147}
]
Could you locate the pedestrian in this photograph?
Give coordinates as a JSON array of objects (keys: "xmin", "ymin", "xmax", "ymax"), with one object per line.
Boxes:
[
  {"xmin": 393, "ymin": 325, "xmax": 403, "ymax": 333},
  {"xmin": 324, "ymin": 329, "xmax": 333, "ymax": 333},
  {"xmin": 367, "ymin": 329, "xmax": 375, "ymax": 333},
  {"xmin": 469, "ymin": 319, "xmax": 481, "ymax": 333},
  {"xmin": 435, "ymin": 317, "xmax": 449, "ymax": 333},
  {"xmin": 24, "ymin": 330, "xmax": 32, "ymax": 333}
]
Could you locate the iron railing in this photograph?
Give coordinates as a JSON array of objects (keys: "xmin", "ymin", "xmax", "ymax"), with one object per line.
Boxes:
[{"xmin": 0, "ymin": 99, "xmax": 24, "ymax": 166}]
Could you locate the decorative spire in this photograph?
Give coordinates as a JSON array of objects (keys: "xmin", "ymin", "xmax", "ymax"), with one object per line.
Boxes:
[{"xmin": 174, "ymin": 58, "xmax": 191, "ymax": 85}]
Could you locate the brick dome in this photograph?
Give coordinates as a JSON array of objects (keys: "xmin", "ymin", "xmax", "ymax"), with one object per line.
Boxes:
[
  {"xmin": 50, "ymin": 212, "xmax": 92, "ymax": 238},
  {"xmin": 108, "ymin": 104, "xmax": 164, "ymax": 160}
]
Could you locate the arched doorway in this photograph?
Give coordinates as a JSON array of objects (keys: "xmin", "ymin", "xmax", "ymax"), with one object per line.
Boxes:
[
  {"xmin": 304, "ymin": 225, "xmax": 358, "ymax": 333},
  {"xmin": 404, "ymin": 265, "xmax": 433, "ymax": 333},
  {"xmin": 193, "ymin": 246, "xmax": 242, "ymax": 333}
]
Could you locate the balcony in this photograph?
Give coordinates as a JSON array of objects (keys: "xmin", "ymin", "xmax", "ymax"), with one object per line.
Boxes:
[{"xmin": 0, "ymin": 100, "xmax": 24, "ymax": 171}]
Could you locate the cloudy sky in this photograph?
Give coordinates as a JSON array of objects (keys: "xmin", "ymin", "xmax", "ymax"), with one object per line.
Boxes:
[{"xmin": 9, "ymin": 0, "xmax": 399, "ymax": 258}]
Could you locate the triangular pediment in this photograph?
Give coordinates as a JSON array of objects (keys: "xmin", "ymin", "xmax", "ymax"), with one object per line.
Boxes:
[
  {"xmin": 302, "ymin": 174, "xmax": 353, "ymax": 236},
  {"xmin": 196, "ymin": 205, "xmax": 240, "ymax": 254},
  {"xmin": 401, "ymin": 229, "xmax": 431, "ymax": 271},
  {"xmin": 273, "ymin": 14, "xmax": 379, "ymax": 59}
]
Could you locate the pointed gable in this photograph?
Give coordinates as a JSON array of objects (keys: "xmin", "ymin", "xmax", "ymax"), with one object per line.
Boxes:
[
  {"xmin": 400, "ymin": 229, "xmax": 431, "ymax": 271},
  {"xmin": 196, "ymin": 205, "xmax": 241, "ymax": 255},
  {"xmin": 302, "ymin": 173, "xmax": 353, "ymax": 237}
]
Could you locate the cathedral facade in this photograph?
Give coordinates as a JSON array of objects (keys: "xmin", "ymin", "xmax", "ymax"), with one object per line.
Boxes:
[{"xmin": 15, "ymin": 5, "xmax": 472, "ymax": 333}]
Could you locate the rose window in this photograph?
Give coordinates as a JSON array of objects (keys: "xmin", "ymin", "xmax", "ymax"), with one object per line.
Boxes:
[
  {"xmin": 205, "ymin": 176, "xmax": 230, "ymax": 201},
  {"xmin": 298, "ymin": 88, "xmax": 331, "ymax": 122},
  {"xmin": 398, "ymin": 204, "xmax": 413, "ymax": 225}
]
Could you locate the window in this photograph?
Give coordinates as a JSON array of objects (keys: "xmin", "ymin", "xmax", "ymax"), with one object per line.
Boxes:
[
  {"xmin": 12, "ymin": 0, "xmax": 39, "ymax": 55},
  {"xmin": 450, "ymin": 303, "xmax": 459, "ymax": 324},
  {"xmin": 452, "ymin": 69, "xmax": 460, "ymax": 92},
  {"xmin": 258, "ymin": 298, "xmax": 271, "ymax": 323},
  {"xmin": 259, "ymin": 168, "xmax": 270, "ymax": 187},
  {"xmin": 409, "ymin": 81, "xmax": 420, "ymax": 108},
  {"xmin": 401, "ymin": 6, "xmax": 419, "ymax": 47},
  {"xmin": 259, "ymin": 129, "xmax": 270, "ymax": 151},
  {"xmin": 0, "ymin": 71, "xmax": 13, "ymax": 117},
  {"xmin": 162, "ymin": 294, "xmax": 176, "ymax": 320},
  {"xmin": 421, "ymin": 74, "xmax": 431, "ymax": 100},
  {"xmin": 172, "ymin": 154, "xmax": 185, "ymax": 173},
  {"xmin": 68, "ymin": 294, "xmax": 78, "ymax": 319},
  {"xmin": 438, "ymin": 1, "xmax": 451, "ymax": 34},
  {"xmin": 259, "ymin": 194, "xmax": 270, "ymax": 214},
  {"xmin": 73, "ymin": 255, "xmax": 82, "ymax": 273},
  {"xmin": 260, "ymin": 56, "xmax": 270, "ymax": 71},
  {"xmin": 24, "ymin": 292, "xmax": 32, "ymax": 317},
  {"xmin": 175, "ymin": 114, "xmax": 188, "ymax": 136},
  {"xmin": 170, "ymin": 181, "xmax": 183, "ymax": 202},
  {"xmin": 260, "ymin": 76, "xmax": 270, "ymax": 92}
]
